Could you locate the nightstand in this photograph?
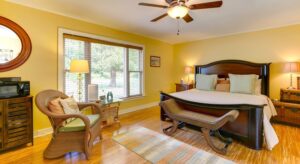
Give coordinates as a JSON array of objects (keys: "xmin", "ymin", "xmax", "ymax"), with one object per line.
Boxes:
[
  {"xmin": 271, "ymin": 89, "xmax": 300, "ymax": 127},
  {"xmin": 175, "ymin": 83, "xmax": 194, "ymax": 92}
]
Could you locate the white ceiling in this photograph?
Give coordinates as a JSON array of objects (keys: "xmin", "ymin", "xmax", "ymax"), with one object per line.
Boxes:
[{"xmin": 7, "ymin": 0, "xmax": 300, "ymax": 44}]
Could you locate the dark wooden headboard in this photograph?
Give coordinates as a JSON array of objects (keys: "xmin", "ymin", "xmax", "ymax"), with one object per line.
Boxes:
[{"xmin": 195, "ymin": 60, "xmax": 271, "ymax": 96}]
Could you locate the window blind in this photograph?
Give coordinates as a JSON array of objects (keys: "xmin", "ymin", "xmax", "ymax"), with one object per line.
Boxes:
[{"xmin": 63, "ymin": 34, "xmax": 144, "ymax": 101}]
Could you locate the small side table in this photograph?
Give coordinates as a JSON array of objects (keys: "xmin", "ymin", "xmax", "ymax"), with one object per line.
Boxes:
[
  {"xmin": 175, "ymin": 83, "xmax": 194, "ymax": 92},
  {"xmin": 98, "ymin": 98, "xmax": 123, "ymax": 127}
]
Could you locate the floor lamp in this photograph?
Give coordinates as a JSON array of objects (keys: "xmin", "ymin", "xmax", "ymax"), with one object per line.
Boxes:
[{"xmin": 70, "ymin": 59, "xmax": 89, "ymax": 102}]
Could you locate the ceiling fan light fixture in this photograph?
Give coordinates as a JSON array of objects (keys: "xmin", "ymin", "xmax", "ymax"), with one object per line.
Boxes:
[{"xmin": 167, "ymin": 5, "xmax": 189, "ymax": 19}]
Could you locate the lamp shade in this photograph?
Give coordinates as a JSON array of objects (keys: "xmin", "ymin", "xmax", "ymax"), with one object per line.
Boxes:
[
  {"xmin": 70, "ymin": 60, "xmax": 89, "ymax": 73},
  {"xmin": 184, "ymin": 66, "xmax": 192, "ymax": 74},
  {"xmin": 284, "ymin": 62, "xmax": 300, "ymax": 73}
]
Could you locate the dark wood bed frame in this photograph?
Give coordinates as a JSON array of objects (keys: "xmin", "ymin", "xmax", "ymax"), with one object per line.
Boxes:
[{"xmin": 160, "ymin": 60, "xmax": 271, "ymax": 150}]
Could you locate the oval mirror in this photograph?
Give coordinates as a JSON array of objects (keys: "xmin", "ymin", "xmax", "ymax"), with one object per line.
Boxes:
[{"xmin": 0, "ymin": 16, "xmax": 32, "ymax": 72}]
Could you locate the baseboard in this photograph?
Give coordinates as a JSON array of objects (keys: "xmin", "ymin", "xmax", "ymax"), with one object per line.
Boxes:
[
  {"xmin": 33, "ymin": 101, "xmax": 159, "ymax": 138},
  {"xmin": 33, "ymin": 127, "xmax": 53, "ymax": 138},
  {"xmin": 119, "ymin": 101, "xmax": 159, "ymax": 115}
]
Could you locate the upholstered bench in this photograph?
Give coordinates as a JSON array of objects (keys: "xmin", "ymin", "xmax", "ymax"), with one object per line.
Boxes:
[{"xmin": 160, "ymin": 99, "xmax": 239, "ymax": 154}]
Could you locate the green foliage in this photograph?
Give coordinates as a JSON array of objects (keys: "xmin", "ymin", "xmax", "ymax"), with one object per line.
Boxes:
[
  {"xmin": 91, "ymin": 44, "xmax": 125, "ymax": 78},
  {"xmin": 64, "ymin": 38, "xmax": 142, "ymax": 98}
]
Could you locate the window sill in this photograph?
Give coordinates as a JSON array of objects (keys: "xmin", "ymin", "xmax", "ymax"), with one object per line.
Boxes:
[{"xmin": 120, "ymin": 95, "xmax": 145, "ymax": 102}]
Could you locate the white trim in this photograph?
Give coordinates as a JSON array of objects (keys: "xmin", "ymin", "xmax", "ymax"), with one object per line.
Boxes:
[
  {"xmin": 57, "ymin": 28, "xmax": 146, "ymax": 95},
  {"xmin": 118, "ymin": 101, "xmax": 159, "ymax": 115},
  {"xmin": 57, "ymin": 29, "xmax": 64, "ymax": 91},
  {"xmin": 33, "ymin": 127, "xmax": 53, "ymax": 138},
  {"xmin": 33, "ymin": 101, "xmax": 159, "ymax": 138},
  {"xmin": 142, "ymin": 49, "xmax": 146, "ymax": 97}
]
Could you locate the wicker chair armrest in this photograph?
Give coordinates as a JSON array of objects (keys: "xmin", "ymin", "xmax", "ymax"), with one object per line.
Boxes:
[
  {"xmin": 51, "ymin": 113, "xmax": 91, "ymax": 130},
  {"xmin": 78, "ymin": 102, "xmax": 95, "ymax": 110}
]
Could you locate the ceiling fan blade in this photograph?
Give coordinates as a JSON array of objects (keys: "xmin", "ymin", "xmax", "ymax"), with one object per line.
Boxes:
[
  {"xmin": 165, "ymin": 0, "xmax": 175, "ymax": 4},
  {"xmin": 183, "ymin": 14, "xmax": 193, "ymax": 23},
  {"xmin": 151, "ymin": 13, "xmax": 168, "ymax": 22},
  {"xmin": 189, "ymin": 1, "xmax": 223, "ymax": 10},
  {"xmin": 139, "ymin": 3, "xmax": 168, "ymax": 9}
]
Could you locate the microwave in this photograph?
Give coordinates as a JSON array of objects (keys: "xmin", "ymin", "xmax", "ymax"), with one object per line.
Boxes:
[{"xmin": 0, "ymin": 81, "xmax": 30, "ymax": 99}]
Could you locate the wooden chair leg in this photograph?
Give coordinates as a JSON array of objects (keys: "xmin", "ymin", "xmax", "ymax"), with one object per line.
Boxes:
[
  {"xmin": 85, "ymin": 149, "xmax": 91, "ymax": 160},
  {"xmin": 202, "ymin": 128, "xmax": 227, "ymax": 155},
  {"xmin": 163, "ymin": 120, "xmax": 178, "ymax": 135},
  {"xmin": 99, "ymin": 130, "xmax": 103, "ymax": 140}
]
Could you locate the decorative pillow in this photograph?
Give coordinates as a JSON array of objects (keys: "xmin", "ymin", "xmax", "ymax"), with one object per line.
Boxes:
[
  {"xmin": 195, "ymin": 74, "xmax": 218, "ymax": 91},
  {"xmin": 229, "ymin": 74, "xmax": 258, "ymax": 94},
  {"xmin": 254, "ymin": 79, "xmax": 262, "ymax": 95},
  {"xmin": 60, "ymin": 97, "xmax": 81, "ymax": 123},
  {"xmin": 216, "ymin": 84, "xmax": 230, "ymax": 92},
  {"xmin": 48, "ymin": 97, "xmax": 65, "ymax": 115},
  {"xmin": 60, "ymin": 97, "xmax": 80, "ymax": 114}
]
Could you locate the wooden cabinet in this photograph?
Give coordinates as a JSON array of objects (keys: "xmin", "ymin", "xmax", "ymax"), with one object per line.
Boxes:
[
  {"xmin": 272, "ymin": 101, "xmax": 300, "ymax": 127},
  {"xmin": 0, "ymin": 96, "xmax": 33, "ymax": 151},
  {"xmin": 175, "ymin": 83, "xmax": 194, "ymax": 92},
  {"xmin": 272, "ymin": 89, "xmax": 300, "ymax": 127}
]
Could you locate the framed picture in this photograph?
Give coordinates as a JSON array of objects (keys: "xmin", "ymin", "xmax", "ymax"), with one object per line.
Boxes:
[{"xmin": 150, "ymin": 56, "xmax": 160, "ymax": 67}]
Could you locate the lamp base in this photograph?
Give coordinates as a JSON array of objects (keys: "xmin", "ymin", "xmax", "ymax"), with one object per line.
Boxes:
[{"xmin": 287, "ymin": 86, "xmax": 296, "ymax": 90}]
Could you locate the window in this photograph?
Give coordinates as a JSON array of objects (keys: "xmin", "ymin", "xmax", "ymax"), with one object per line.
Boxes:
[{"xmin": 62, "ymin": 33, "xmax": 144, "ymax": 101}]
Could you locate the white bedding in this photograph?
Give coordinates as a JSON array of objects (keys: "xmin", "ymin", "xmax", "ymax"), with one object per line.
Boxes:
[{"xmin": 170, "ymin": 89, "xmax": 279, "ymax": 150}]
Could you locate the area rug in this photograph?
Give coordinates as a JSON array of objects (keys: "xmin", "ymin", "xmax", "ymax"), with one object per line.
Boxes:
[{"xmin": 112, "ymin": 127, "xmax": 234, "ymax": 164}]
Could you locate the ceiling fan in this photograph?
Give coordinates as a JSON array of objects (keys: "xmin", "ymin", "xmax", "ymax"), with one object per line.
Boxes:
[{"xmin": 138, "ymin": 0, "xmax": 223, "ymax": 23}]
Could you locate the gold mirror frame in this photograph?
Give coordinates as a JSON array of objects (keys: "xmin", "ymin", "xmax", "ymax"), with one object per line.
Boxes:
[{"xmin": 0, "ymin": 16, "xmax": 32, "ymax": 72}]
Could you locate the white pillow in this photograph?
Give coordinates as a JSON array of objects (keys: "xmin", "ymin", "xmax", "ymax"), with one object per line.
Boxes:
[
  {"xmin": 60, "ymin": 97, "xmax": 81, "ymax": 123},
  {"xmin": 255, "ymin": 79, "xmax": 262, "ymax": 95},
  {"xmin": 229, "ymin": 74, "xmax": 258, "ymax": 94},
  {"xmin": 195, "ymin": 74, "xmax": 218, "ymax": 91}
]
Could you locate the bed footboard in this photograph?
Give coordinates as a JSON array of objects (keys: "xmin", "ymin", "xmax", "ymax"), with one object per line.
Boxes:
[{"xmin": 160, "ymin": 92, "xmax": 264, "ymax": 150}]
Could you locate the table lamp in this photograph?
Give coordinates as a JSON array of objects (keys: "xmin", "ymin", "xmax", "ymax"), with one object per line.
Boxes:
[
  {"xmin": 70, "ymin": 59, "xmax": 89, "ymax": 102},
  {"xmin": 184, "ymin": 66, "xmax": 192, "ymax": 84},
  {"xmin": 285, "ymin": 62, "xmax": 299, "ymax": 90}
]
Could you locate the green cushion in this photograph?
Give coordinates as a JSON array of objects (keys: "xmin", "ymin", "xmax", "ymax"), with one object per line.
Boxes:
[
  {"xmin": 59, "ymin": 114, "xmax": 100, "ymax": 132},
  {"xmin": 195, "ymin": 74, "xmax": 218, "ymax": 91},
  {"xmin": 229, "ymin": 74, "xmax": 258, "ymax": 94}
]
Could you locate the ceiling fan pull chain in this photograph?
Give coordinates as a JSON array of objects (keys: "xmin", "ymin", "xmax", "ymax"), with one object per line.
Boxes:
[{"xmin": 177, "ymin": 19, "xmax": 180, "ymax": 35}]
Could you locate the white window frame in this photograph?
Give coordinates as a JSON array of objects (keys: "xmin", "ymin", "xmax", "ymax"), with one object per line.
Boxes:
[{"xmin": 58, "ymin": 28, "xmax": 145, "ymax": 99}]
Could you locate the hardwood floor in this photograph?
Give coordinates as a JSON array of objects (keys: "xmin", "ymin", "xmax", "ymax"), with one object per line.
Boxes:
[{"xmin": 0, "ymin": 106, "xmax": 299, "ymax": 164}]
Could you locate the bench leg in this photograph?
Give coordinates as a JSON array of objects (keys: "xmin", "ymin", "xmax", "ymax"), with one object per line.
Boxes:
[
  {"xmin": 213, "ymin": 130, "xmax": 233, "ymax": 144},
  {"xmin": 163, "ymin": 120, "xmax": 179, "ymax": 136},
  {"xmin": 202, "ymin": 128, "xmax": 228, "ymax": 155}
]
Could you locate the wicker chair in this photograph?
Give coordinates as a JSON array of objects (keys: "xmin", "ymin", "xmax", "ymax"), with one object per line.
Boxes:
[{"xmin": 35, "ymin": 89, "xmax": 103, "ymax": 159}]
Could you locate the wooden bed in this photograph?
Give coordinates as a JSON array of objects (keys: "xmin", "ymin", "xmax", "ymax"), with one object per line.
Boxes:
[{"xmin": 160, "ymin": 60, "xmax": 271, "ymax": 150}]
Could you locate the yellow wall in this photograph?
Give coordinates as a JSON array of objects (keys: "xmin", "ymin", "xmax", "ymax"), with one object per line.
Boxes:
[
  {"xmin": 2, "ymin": 0, "xmax": 300, "ymax": 133},
  {"xmin": 0, "ymin": 1, "xmax": 174, "ymax": 131},
  {"xmin": 174, "ymin": 24, "xmax": 300, "ymax": 99}
]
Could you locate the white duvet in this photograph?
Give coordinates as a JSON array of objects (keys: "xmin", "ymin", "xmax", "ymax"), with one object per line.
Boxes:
[{"xmin": 170, "ymin": 89, "xmax": 279, "ymax": 150}]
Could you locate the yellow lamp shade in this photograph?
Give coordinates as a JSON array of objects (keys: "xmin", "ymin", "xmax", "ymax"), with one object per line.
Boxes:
[
  {"xmin": 284, "ymin": 62, "xmax": 300, "ymax": 73},
  {"xmin": 70, "ymin": 60, "xmax": 89, "ymax": 73}
]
